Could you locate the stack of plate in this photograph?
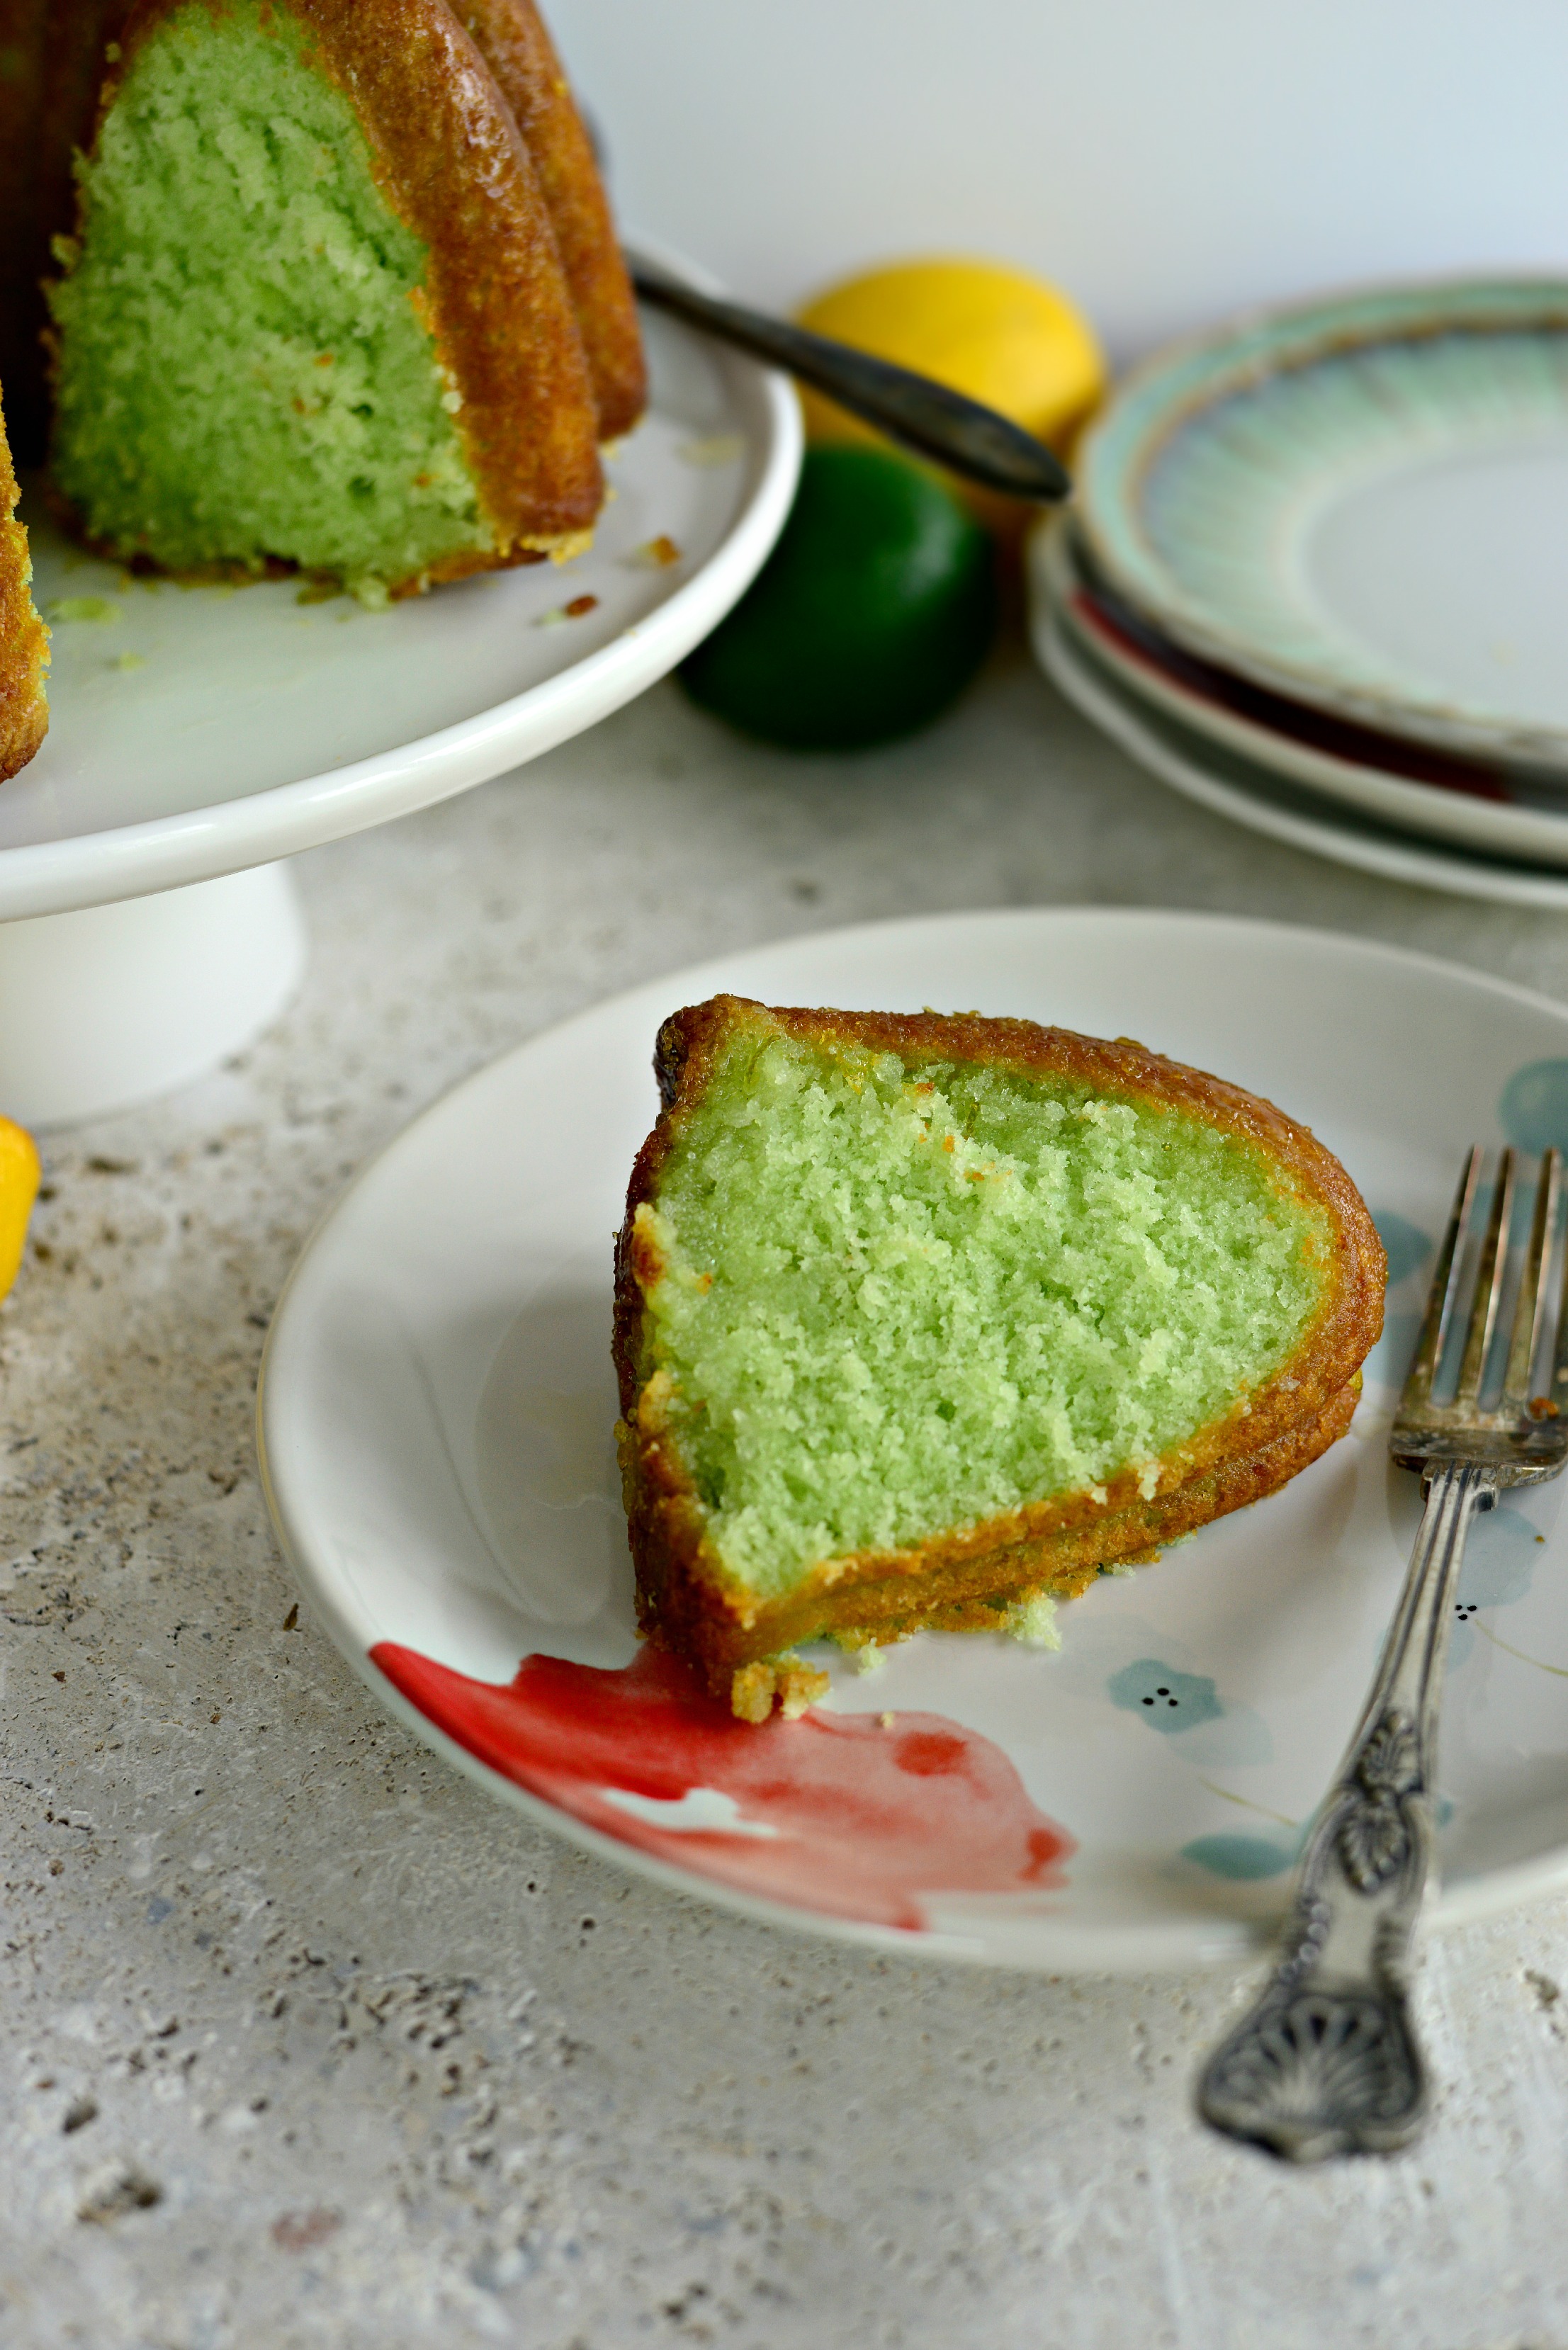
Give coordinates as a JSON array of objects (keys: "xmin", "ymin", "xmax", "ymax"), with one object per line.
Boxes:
[{"xmin": 1027, "ymin": 278, "xmax": 1568, "ymax": 909}]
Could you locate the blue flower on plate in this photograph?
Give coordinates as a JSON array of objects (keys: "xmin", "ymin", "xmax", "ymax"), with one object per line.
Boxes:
[
  {"xmin": 1372, "ymin": 1209, "xmax": 1433, "ymax": 1287},
  {"xmin": 1360, "ymin": 1208, "xmax": 1432, "ymax": 1389},
  {"xmin": 1180, "ymin": 1826, "xmax": 1304, "ymax": 1881},
  {"xmin": 1500, "ymin": 1061, "xmax": 1568, "ymax": 1154},
  {"xmin": 1107, "ymin": 1658, "xmax": 1270, "ymax": 1764},
  {"xmin": 1460, "ymin": 1499, "xmax": 1543, "ymax": 1609},
  {"xmin": 1108, "ymin": 1659, "xmax": 1221, "ymax": 1730},
  {"xmin": 1448, "ymin": 1496, "xmax": 1546, "ymax": 1666}
]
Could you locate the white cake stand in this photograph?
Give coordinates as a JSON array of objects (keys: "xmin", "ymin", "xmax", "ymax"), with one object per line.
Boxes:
[{"xmin": 4, "ymin": 267, "xmax": 799, "ymax": 1126}]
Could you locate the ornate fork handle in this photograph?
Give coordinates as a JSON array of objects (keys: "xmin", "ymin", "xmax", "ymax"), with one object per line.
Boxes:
[{"xmin": 1198, "ymin": 1458, "xmax": 1494, "ymax": 2162}]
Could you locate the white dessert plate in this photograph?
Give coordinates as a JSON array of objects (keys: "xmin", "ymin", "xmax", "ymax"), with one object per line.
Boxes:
[
  {"xmin": 261, "ymin": 908, "xmax": 1568, "ymax": 1972},
  {"xmin": 1032, "ymin": 519, "xmax": 1568, "ymax": 874},
  {"xmin": 1076, "ymin": 279, "xmax": 1568, "ymax": 772},
  {"xmin": 1037, "ymin": 599, "xmax": 1568, "ymax": 914},
  {"xmin": 0, "ymin": 249, "xmax": 800, "ymax": 920}
]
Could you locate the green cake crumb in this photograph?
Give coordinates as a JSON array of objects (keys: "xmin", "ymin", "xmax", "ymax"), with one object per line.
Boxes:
[
  {"xmin": 48, "ymin": 596, "xmax": 120, "ymax": 623},
  {"xmin": 1003, "ymin": 1593, "xmax": 1061, "ymax": 1649},
  {"xmin": 48, "ymin": 0, "xmax": 493, "ymax": 600},
  {"xmin": 639, "ymin": 1027, "xmax": 1330, "ymax": 1596}
]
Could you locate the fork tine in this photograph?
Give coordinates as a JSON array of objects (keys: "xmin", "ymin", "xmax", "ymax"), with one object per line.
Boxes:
[
  {"xmin": 1550, "ymin": 1165, "xmax": 1568, "ymax": 1416},
  {"xmin": 1503, "ymin": 1148, "xmax": 1562, "ymax": 1404},
  {"xmin": 1454, "ymin": 1148, "xmax": 1517, "ymax": 1403},
  {"xmin": 1402, "ymin": 1146, "xmax": 1484, "ymax": 1405}
]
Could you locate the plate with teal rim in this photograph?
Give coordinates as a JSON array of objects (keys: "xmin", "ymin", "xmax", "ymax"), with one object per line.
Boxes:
[
  {"xmin": 1076, "ymin": 279, "xmax": 1568, "ymax": 773},
  {"xmin": 261, "ymin": 909, "xmax": 1568, "ymax": 1972}
]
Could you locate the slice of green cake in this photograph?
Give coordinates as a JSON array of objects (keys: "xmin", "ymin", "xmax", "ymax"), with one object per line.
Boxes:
[
  {"xmin": 614, "ymin": 996, "xmax": 1386, "ymax": 1719},
  {"xmin": 45, "ymin": 0, "xmax": 607, "ymax": 601}
]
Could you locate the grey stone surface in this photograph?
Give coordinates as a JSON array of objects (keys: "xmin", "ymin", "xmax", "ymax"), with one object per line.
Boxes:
[{"xmin": 6, "ymin": 652, "xmax": 1568, "ymax": 2348}]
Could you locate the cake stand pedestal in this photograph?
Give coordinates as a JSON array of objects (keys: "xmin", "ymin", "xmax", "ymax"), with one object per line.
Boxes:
[
  {"xmin": 0, "ymin": 864, "xmax": 307, "ymax": 1129},
  {"xmin": 0, "ymin": 253, "xmax": 799, "ymax": 1130}
]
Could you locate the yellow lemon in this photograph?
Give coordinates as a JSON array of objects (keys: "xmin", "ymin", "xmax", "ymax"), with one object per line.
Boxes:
[
  {"xmin": 0, "ymin": 1117, "xmax": 39, "ymax": 1299},
  {"xmin": 796, "ymin": 256, "xmax": 1105, "ymax": 529}
]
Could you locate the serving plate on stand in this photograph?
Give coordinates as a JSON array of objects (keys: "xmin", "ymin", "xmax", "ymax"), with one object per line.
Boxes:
[{"xmin": 1, "ymin": 249, "xmax": 800, "ymax": 1124}]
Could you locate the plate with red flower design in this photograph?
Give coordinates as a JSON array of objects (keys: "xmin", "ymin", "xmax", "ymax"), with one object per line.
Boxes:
[{"xmin": 259, "ymin": 908, "xmax": 1568, "ymax": 1970}]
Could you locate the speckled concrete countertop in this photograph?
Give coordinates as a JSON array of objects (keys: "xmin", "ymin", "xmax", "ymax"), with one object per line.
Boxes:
[{"xmin": 6, "ymin": 653, "xmax": 1568, "ymax": 2349}]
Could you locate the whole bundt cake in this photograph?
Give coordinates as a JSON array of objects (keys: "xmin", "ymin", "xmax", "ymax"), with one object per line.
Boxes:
[{"xmin": 8, "ymin": 0, "xmax": 643, "ymax": 604}]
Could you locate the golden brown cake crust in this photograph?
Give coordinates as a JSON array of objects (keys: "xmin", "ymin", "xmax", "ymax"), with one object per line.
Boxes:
[
  {"xmin": 614, "ymin": 995, "xmax": 1387, "ymax": 1711},
  {"xmin": 0, "ymin": 393, "xmax": 49, "ymax": 783},
  {"xmin": 627, "ymin": 1375, "xmax": 1363, "ymax": 1710},
  {"xmin": 456, "ymin": 0, "xmax": 646, "ymax": 441},
  {"xmin": 60, "ymin": 0, "xmax": 607, "ymax": 586}
]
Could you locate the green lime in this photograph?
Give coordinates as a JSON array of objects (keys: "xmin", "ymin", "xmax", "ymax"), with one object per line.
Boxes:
[{"xmin": 679, "ymin": 445, "xmax": 997, "ymax": 751}]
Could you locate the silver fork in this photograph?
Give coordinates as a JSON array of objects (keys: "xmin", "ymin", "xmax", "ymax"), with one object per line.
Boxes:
[{"xmin": 1198, "ymin": 1144, "xmax": 1568, "ymax": 2162}]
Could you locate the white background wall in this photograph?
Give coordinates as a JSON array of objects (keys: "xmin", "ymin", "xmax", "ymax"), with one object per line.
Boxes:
[{"xmin": 547, "ymin": 0, "xmax": 1568, "ymax": 363}]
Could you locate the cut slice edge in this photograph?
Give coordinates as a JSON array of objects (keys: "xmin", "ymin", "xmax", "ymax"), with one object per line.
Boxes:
[
  {"xmin": 46, "ymin": 0, "xmax": 607, "ymax": 597},
  {"xmin": 614, "ymin": 996, "xmax": 1387, "ymax": 1719},
  {"xmin": 626, "ymin": 1372, "xmax": 1363, "ymax": 1724}
]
